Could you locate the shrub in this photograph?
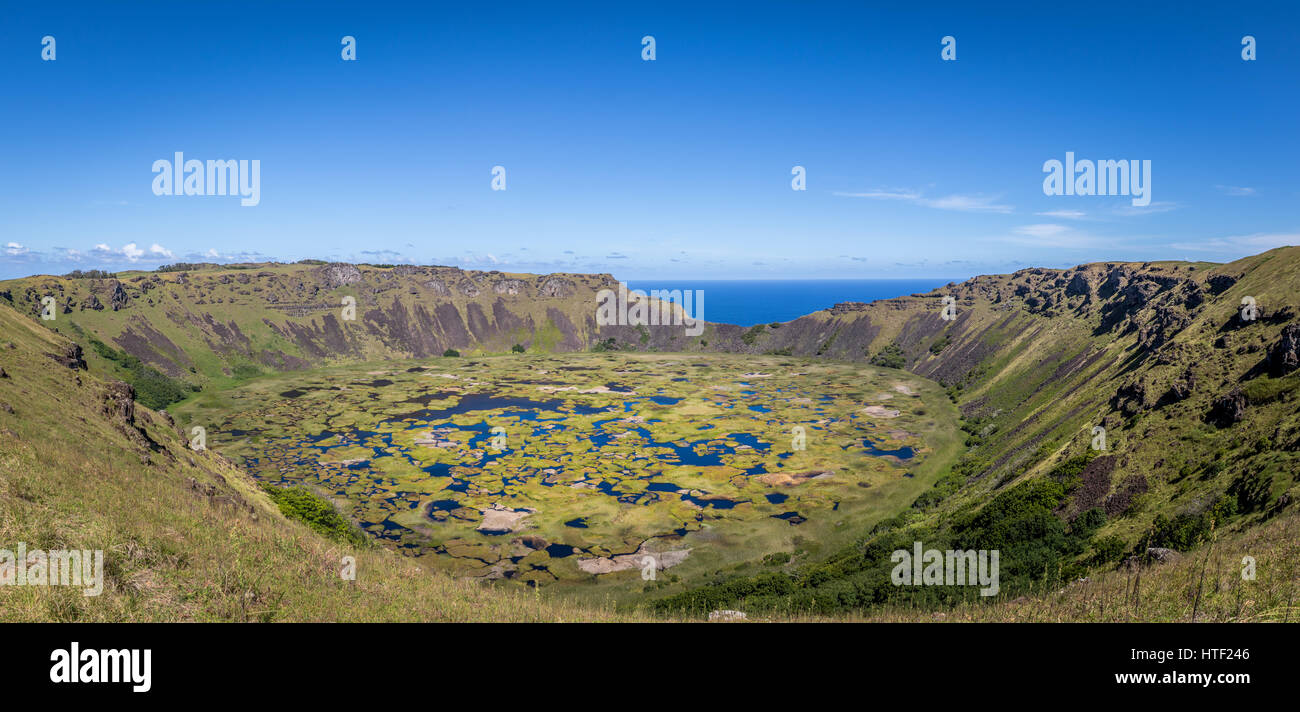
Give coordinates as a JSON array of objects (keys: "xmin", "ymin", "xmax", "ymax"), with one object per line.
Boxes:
[
  {"xmin": 511, "ymin": 344, "xmax": 526, "ymax": 353},
  {"xmin": 1090, "ymin": 535, "xmax": 1127, "ymax": 563},
  {"xmin": 1146, "ymin": 512, "xmax": 1213, "ymax": 551},
  {"xmin": 88, "ymin": 338, "xmax": 196, "ymax": 410},
  {"xmin": 869, "ymin": 343, "xmax": 906, "ymax": 369},
  {"xmin": 260, "ymin": 485, "xmax": 366, "ymax": 546},
  {"xmin": 442, "ymin": 349, "xmax": 460, "ymax": 357},
  {"xmin": 1228, "ymin": 471, "xmax": 1274, "ymax": 513}
]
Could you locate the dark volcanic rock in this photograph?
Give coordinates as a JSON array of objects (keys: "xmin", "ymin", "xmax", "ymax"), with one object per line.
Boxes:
[
  {"xmin": 1269, "ymin": 324, "xmax": 1300, "ymax": 376},
  {"xmin": 1111, "ymin": 378, "xmax": 1149, "ymax": 416},
  {"xmin": 80, "ymin": 294, "xmax": 104, "ymax": 311},
  {"xmin": 1207, "ymin": 273, "xmax": 1237, "ymax": 295},
  {"xmin": 1103, "ymin": 474, "xmax": 1148, "ymax": 517},
  {"xmin": 108, "ymin": 281, "xmax": 130, "ymax": 310},
  {"xmin": 1138, "ymin": 306, "xmax": 1191, "ymax": 350},
  {"xmin": 1065, "ymin": 271, "xmax": 1093, "ymax": 297},
  {"xmin": 46, "ymin": 344, "xmax": 87, "ymax": 370},
  {"xmin": 102, "ymin": 380, "xmax": 136, "ymax": 426},
  {"xmin": 1208, "ymin": 388, "xmax": 1247, "ymax": 427},
  {"xmin": 1165, "ymin": 370, "xmax": 1196, "ymax": 402}
]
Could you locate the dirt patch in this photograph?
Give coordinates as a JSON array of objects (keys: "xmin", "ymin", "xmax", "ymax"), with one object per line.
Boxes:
[
  {"xmin": 757, "ymin": 469, "xmax": 834, "ymax": 487},
  {"xmin": 862, "ymin": 405, "xmax": 901, "ymax": 418}
]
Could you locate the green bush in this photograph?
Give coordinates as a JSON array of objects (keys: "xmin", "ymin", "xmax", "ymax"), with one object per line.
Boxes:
[
  {"xmin": 869, "ymin": 343, "xmax": 906, "ymax": 369},
  {"xmin": 511, "ymin": 344, "xmax": 526, "ymax": 353},
  {"xmin": 1228, "ymin": 471, "xmax": 1274, "ymax": 513},
  {"xmin": 442, "ymin": 349, "xmax": 460, "ymax": 357},
  {"xmin": 1146, "ymin": 512, "xmax": 1214, "ymax": 551},
  {"xmin": 231, "ymin": 363, "xmax": 262, "ymax": 379},
  {"xmin": 1090, "ymin": 535, "xmax": 1127, "ymax": 563},
  {"xmin": 929, "ymin": 334, "xmax": 951, "ymax": 355},
  {"xmin": 261, "ymin": 485, "xmax": 367, "ymax": 546},
  {"xmin": 87, "ymin": 338, "xmax": 196, "ymax": 410}
]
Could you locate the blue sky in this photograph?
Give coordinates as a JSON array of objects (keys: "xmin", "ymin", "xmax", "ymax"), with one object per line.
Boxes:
[{"xmin": 2, "ymin": 0, "xmax": 1296, "ymax": 280}]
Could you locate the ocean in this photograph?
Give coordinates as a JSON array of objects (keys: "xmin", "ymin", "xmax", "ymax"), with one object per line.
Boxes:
[{"xmin": 623, "ymin": 279, "xmax": 953, "ymax": 327}]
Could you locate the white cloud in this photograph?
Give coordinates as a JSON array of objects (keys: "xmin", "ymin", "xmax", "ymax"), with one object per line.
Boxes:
[
  {"xmin": 835, "ymin": 189, "xmax": 1012, "ymax": 214},
  {"xmin": 149, "ymin": 243, "xmax": 174, "ymax": 258},
  {"xmin": 4, "ymin": 242, "xmax": 25, "ymax": 256},
  {"xmin": 1169, "ymin": 232, "xmax": 1300, "ymax": 253},
  {"xmin": 1014, "ymin": 224, "xmax": 1069, "ymax": 238},
  {"xmin": 1114, "ymin": 201, "xmax": 1179, "ymax": 216},
  {"xmin": 1215, "ymin": 185, "xmax": 1256, "ymax": 197},
  {"xmin": 999, "ymin": 224, "xmax": 1107, "ymax": 248},
  {"xmin": 1036, "ymin": 209, "xmax": 1086, "ymax": 219}
]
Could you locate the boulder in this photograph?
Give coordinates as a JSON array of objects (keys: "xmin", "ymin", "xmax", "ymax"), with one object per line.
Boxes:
[
  {"xmin": 1145, "ymin": 547, "xmax": 1181, "ymax": 564},
  {"xmin": 708, "ymin": 610, "xmax": 748, "ymax": 622},
  {"xmin": 1208, "ymin": 388, "xmax": 1247, "ymax": 427}
]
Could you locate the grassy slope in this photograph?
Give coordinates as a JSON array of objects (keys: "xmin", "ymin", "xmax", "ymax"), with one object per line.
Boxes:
[{"xmin": 0, "ymin": 301, "xmax": 642, "ymax": 621}]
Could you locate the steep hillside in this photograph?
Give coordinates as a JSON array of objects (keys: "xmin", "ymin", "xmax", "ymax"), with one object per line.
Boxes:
[
  {"xmin": 0, "ymin": 262, "xmax": 618, "ymax": 390},
  {"xmin": 0, "ymin": 300, "xmax": 639, "ymax": 621},
  {"xmin": 648, "ymin": 248, "xmax": 1300, "ymax": 615}
]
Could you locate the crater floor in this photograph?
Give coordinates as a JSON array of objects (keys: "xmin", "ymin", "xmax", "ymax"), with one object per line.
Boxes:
[{"xmin": 176, "ymin": 353, "xmax": 961, "ymax": 590}]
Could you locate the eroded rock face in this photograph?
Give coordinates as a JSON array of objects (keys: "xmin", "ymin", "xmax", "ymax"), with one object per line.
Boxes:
[
  {"xmin": 46, "ymin": 344, "xmax": 87, "ymax": 370},
  {"xmin": 102, "ymin": 380, "xmax": 136, "ymax": 426},
  {"xmin": 1138, "ymin": 306, "xmax": 1191, "ymax": 350},
  {"xmin": 316, "ymin": 263, "xmax": 362, "ymax": 289},
  {"xmin": 493, "ymin": 279, "xmax": 526, "ymax": 296},
  {"xmin": 1269, "ymin": 324, "xmax": 1300, "ymax": 376},
  {"xmin": 80, "ymin": 294, "xmax": 104, "ymax": 311},
  {"xmin": 1207, "ymin": 273, "xmax": 1237, "ymax": 295},
  {"xmin": 109, "ymin": 281, "xmax": 130, "ymax": 311},
  {"xmin": 537, "ymin": 277, "xmax": 576, "ymax": 298},
  {"xmin": 1065, "ymin": 271, "xmax": 1093, "ymax": 297},
  {"xmin": 422, "ymin": 278, "xmax": 450, "ymax": 296}
]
